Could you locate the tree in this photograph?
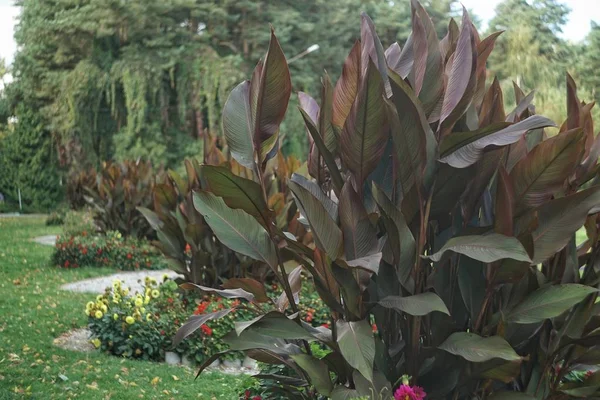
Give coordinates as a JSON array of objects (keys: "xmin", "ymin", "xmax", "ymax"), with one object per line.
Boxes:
[
  {"xmin": 0, "ymin": 104, "xmax": 62, "ymax": 211},
  {"xmin": 487, "ymin": 0, "xmax": 570, "ymax": 86}
]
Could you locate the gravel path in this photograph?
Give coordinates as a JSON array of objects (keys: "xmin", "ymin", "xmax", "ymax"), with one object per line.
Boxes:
[
  {"xmin": 60, "ymin": 270, "xmax": 183, "ymax": 294},
  {"xmin": 33, "ymin": 235, "xmax": 57, "ymax": 246}
]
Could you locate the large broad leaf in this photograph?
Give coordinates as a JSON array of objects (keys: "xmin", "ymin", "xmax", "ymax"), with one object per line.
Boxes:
[
  {"xmin": 298, "ymin": 92, "xmax": 319, "ymax": 126},
  {"xmin": 495, "ymin": 166, "xmax": 515, "ymax": 236},
  {"xmin": 319, "ymin": 73, "xmax": 337, "ymax": 154},
  {"xmin": 179, "ymin": 283, "xmax": 255, "ymax": 301},
  {"xmin": 439, "ymin": 332, "xmax": 520, "ymax": 362},
  {"xmin": 290, "ymin": 355, "xmax": 333, "ymax": 396},
  {"xmin": 372, "ymin": 183, "xmax": 415, "ymax": 291},
  {"xmin": 172, "ymin": 308, "xmax": 233, "ymax": 347},
  {"xmin": 200, "ymin": 165, "xmax": 269, "ymax": 222},
  {"xmin": 360, "ymin": 13, "xmax": 389, "ymax": 95},
  {"xmin": 234, "ymin": 311, "xmax": 314, "ymax": 340},
  {"xmin": 411, "ymin": 0, "xmax": 444, "ymax": 117},
  {"xmin": 222, "ymin": 278, "xmax": 270, "ymax": 303},
  {"xmin": 336, "ymin": 320, "xmax": 375, "ymax": 383},
  {"xmin": 222, "ymin": 31, "xmax": 290, "ymax": 168},
  {"xmin": 438, "ymin": 8, "xmax": 476, "ymax": 133},
  {"xmin": 439, "ymin": 115, "xmax": 556, "ymax": 168},
  {"xmin": 520, "ymin": 185, "xmax": 600, "ymax": 264},
  {"xmin": 340, "ymin": 60, "xmax": 387, "ymax": 187},
  {"xmin": 224, "ymin": 329, "xmax": 301, "ymax": 354},
  {"xmin": 251, "ymin": 30, "xmax": 291, "ymax": 153},
  {"xmin": 387, "ymin": 69, "xmax": 435, "ymax": 196},
  {"xmin": 506, "ymin": 284, "xmax": 599, "ymax": 324},
  {"xmin": 339, "ymin": 182, "xmax": 378, "ymax": 260},
  {"xmin": 333, "ymin": 41, "xmax": 361, "ymax": 129},
  {"xmin": 290, "ymin": 174, "xmax": 337, "ymax": 221},
  {"xmin": 222, "ymin": 81, "xmax": 254, "ymax": 168},
  {"xmin": 427, "ymin": 233, "xmax": 532, "ymax": 263},
  {"xmin": 193, "ymin": 191, "xmax": 277, "ymax": 268},
  {"xmin": 299, "ymin": 108, "xmax": 344, "ymax": 194},
  {"xmin": 289, "ymin": 180, "xmax": 342, "ymax": 258},
  {"xmin": 379, "ymin": 292, "xmax": 449, "ymax": 316},
  {"xmin": 510, "ymin": 128, "xmax": 584, "ymax": 214}
]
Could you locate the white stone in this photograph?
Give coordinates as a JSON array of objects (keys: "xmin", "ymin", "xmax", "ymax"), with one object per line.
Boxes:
[
  {"xmin": 165, "ymin": 351, "xmax": 181, "ymax": 365},
  {"xmin": 222, "ymin": 358, "xmax": 242, "ymax": 369},
  {"xmin": 181, "ymin": 355, "xmax": 194, "ymax": 367},
  {"xmin": 242, "ymin": 356, "xmax": 257, "ymax": 370}
]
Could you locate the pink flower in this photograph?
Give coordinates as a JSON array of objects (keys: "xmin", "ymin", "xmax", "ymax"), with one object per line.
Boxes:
[
  {"xmin": 413, "ymin": 386, "xmax": 426, "ymax": 399},
  {"xmin": 394, "ymin": 385, "xmax": 415, "ymax": 400},
  {"xmin": 394, "ymin": 384, "xmax": 426, "ymax": 400}
]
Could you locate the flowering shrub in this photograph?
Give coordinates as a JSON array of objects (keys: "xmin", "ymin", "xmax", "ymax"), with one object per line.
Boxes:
[
  {"xmin": 53, "ymin": 230, "xmax": 167, "ymax": 270},
  {"xmin": 85, "ymin": 277, "xmax": 254, "ymax": 363}
]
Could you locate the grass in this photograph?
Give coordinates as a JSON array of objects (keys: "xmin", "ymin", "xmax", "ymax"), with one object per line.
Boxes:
[{"xmin": 0, "ymin": 216, "xmax": 249, "ymax": 399}]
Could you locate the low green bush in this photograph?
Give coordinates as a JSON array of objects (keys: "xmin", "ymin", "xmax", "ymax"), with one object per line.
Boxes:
[
  {"xmin": 53, "ymin": 230, "xmax": 167, "ymax": 270},
  {"xmin": 45, "ymin": 211, "xmax": 65, "ymax": 226},
  {"xmin": 62, "ymin": 209, "xmax": 96, "ymax": 237}
]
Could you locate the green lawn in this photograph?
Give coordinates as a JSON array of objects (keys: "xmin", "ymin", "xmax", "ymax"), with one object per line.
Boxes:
[{"xmin": 0, "ymin": 216, "xmax": 248, "ymax": 399}]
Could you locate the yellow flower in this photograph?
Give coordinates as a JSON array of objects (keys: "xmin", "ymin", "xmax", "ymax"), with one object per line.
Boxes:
[
  {"xmin": 85, "ymin": 309, "xmax": 90, "ymax": 316},
  {"xmin": 112, "ymin": 279, "xmax": 121, "ymax": 288},
  {"xmin": 112, "ymin": 294, "xmax": 121, "ymax": 304},
  {"xmin": 96, "ymin": 295, "xmax": 103, "ymax": 301},
  {"xmin": 134, "ymin": 298, "xmax": 143, "ymax": 307},
  {"xmin": 113, "ymin": 313, "xmax": 119, "ymax": 320},
  {"xmin": 86, "ymin": 301, "xmax": 94, "ymax": 310},
  {"xmin": 145, "ymin": 288, "xmax": 151, "ymax": 297},
  {"xmin": 149, "ymin": 278, "xmax": 157, "ymax": 286},
  {"xmin": 122, "ymin": 288, "xmax": 129, "ymax": 296},
  {"xmin": 144, "ymin": 296, "xmax": 150, "ymax": 305},
  {"xmin": 91, "ymin": 338, "xmax": 101, "ymax": 348},
  {"xmin": 140, "ymin": 307, "xmax": 146, "ymax": 314},
  {"xmin": 135, "ymin": 348, "xmax": 142, "ymax": 355},
  {"xmin": 95, "ymin": 310, "xmax": 103, "ymax": 319},
  {"xmin": 151, "ymin": 289, "xmax": 160, "ymax": 299},
  {"xmin": 126, "ymin": 316, "xmax": 135, "ymax": 325},
  {"xmin": 100, "ymin": 304, "xmax": 108, "ymax": 313},
  {"xmin": 116, "ymin": 232, "xmax": 122, "ymax": 239},
  {"xmin": 162, "ymin": 274, "xmax": 169, "ymax": 281},
  {"xmin": 146, "ymin": 313, "xmax": 152, "ymax": 322}
]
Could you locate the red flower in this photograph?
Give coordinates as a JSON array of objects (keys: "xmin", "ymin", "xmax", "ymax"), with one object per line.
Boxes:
[
  {"xmin": 321, "ymin": 322, "xmax": 330, "ymax": 329},
  {"xmin": 64, "ymin": 260, "xmax": 70, "ymax": 268},
  {"xmin": 135, "ymin": 262, "xmax": 140, "ymax": 268},
  {"xmin": 167, "ymin": 298, "xmax": 174, "ymax": 304},
  {"xmin": 306, "ymin": 313, "xmax": 313, "ymax": 322},
  {"xmin": 372, "ymin": 324, "xmax": 378, "ymax": 333},
  {"xmin": 185, "ymin": 243, "xmax": 191, "ymax": 253},
  {"xmin": 244, "ymin": 390, "xmax": 251, "ymax": 399},
  {"xmin": 160, "ymin": 330, "xmax": 165, "ymax": 335},
  {"xmin": 82, "ymin": 247, "xmax": 88, "ymax": 255},
  {"xmin": 126, "ymin": 253, "xmax": 133, "ymax": 259},
  {"xmin": 97, "ymin": 248, "xmax": 102, "ymax": 255},
  {"xmin": 252, "ymin": 396, "xmax": 262, "ymax": 400},
  {"xmin": 194, "ymin": 302, "xmax": 208, "ymax": 315},
  {"xmin": 200, "ymin": 324, "xmax": 213, "ymax": 336}
]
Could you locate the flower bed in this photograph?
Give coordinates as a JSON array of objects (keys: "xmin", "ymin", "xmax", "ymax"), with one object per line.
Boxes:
[
  {"xmin": 53, "ymin": 230, "xmax": 168, "ymax": 270},
  {"xmin": 84, "ymin": 276, "xmax": 330, "ymax": 366}
]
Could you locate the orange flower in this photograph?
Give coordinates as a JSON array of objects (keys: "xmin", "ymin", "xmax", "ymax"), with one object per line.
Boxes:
[{"xmin": 126, "ymin": 253, "xmax": 132, "ymax": 259}]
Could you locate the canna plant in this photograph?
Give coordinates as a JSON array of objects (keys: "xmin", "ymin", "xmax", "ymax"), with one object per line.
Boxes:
[
  {"xmin": 83, "ymin": 160, "xmax": 161, "ymax": 238},
  {"xmin": 174, "ymin": 2, "xmax": 600, "ymax": 399},
  {"xmin": 140, "ymin": 133, "xmax": 309, "ymax": 286}
]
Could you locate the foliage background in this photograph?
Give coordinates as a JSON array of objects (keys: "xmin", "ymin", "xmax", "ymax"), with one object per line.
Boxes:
[{"xmin": 0, "ymin": 0, "xmax": 600, "ymax": 212}]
